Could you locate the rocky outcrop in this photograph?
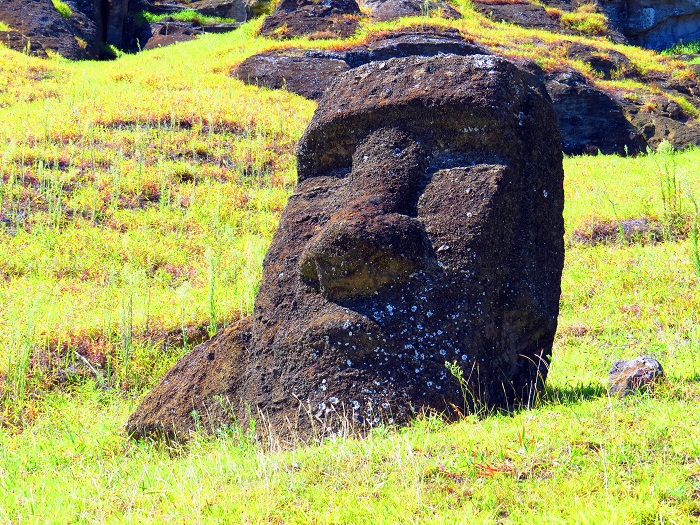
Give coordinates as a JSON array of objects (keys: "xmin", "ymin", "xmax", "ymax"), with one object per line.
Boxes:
[
  {"xmin": 0, "ymin": 0, "xmax": 253, "ymax": 59},
  {"xmin": 621, "ymin": 93, "xmax": 700, "ymax": 151},
  {"xmin": 235, "ymin": 25, "xmax": 700, "ymax": 154},
  {"xmin": 0, "ymin": 0, "xmax": 102, "ymax": 59},
  {"xmin": 233, "ymin": 29, "xmax": 488, "ymax": 99},
  {"xmin": 104, "ymin": 0, "xmax": 130, "ymax": 48},
  {"xmin": 146, "ymin": 0, "xmax": 271, "ymax": 23},
  {"xmin": 127, "ymin": 53, "xmax": 565, "ymax": 441},
  {"xmin": 473, "ymin": 0, "xmax": 559, "ymax": 31},
  {"xmin": 564, "ymin": 42, "xmax": 638, "ymax": 80},
  {"xmin": 259, "ymin": 0, "xmax": 361, "ymax": 39},
  {"xmin": 619, "ymin": 0, "xmax": 700, "ymax": 50},
  {"xmin": 544, "ymin": 69, "xmax": 647, "ymax": 155},
  {"xmin": 359, "ymin": 0, "xmax": 461, "ymax": 21},
  {"xmin": 476, "ymin": 0, "xmax": 700, "ymax": 50}
]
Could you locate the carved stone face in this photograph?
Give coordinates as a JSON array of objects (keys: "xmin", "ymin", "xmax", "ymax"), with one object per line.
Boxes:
[
  {"xmin": 127, "ymin": 54, "xmax": 565, "ymax": 440},
  {"xmin": 252, "ymin": 54, "xmax": 565, "ymax": 429}
]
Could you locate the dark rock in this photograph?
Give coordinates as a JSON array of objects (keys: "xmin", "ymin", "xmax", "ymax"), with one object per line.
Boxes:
[
  {"xmin": 344, "ymin": 28, "xmax": 487, "ymax": 67},
  {"xmin": 104, "ymin": 0, "xmax": 129, "ymax": 48},
  {"xmin": 473, "ymin": 0, "xmax": 559, "ymax": 31},
  {"xmin": 544, "ymin": 69, "xmax": 647, "ymax": 155},
  {"xmin": 148, "ymin": 0, "xmax": 266, "ymax": 22},
  {"xmin": 233, "ymin": 29, "xmax": 489, "ymax": 100},
  {"xmin": 564, "ymin": 42, "xmax": 637, "ymax": 80},
  {"xmin": 141, "ymin": 20, "xmax": 203, "ymax": 49},
  {"xmin": 187, "ymin": 0, "xmax": 247, "ymax": 21},
  {"xmin": 561, "ymin": 0, "xmax": 700, "ymax": 50},
  {"xmin": 259, "ymin": 0, "xmax": 361, "ymax": 39},
  {"xmin": 0, "ymin": 0, "xmax": 101, "ymax": 59},
  {"xmin": 234, "ymin": 53, "xmax": 351, "ymax": 99},
  {"xmin": 361, "ymin": 0, "xmax": 461, "ymax": 21},
  {"xmin": 609, "ymin": 356, "xmax": 664, "ymax": 396},
  {"xmin": 621, "ymin": 0, "xmax": 700, "ymax": 50},
  {"xmin": 621, "ymin": 94, "xmax": 700, "ymax": 151},
  {"xmin": 127, "ymin": 53, "xmax": 565, "ymax": 441}
]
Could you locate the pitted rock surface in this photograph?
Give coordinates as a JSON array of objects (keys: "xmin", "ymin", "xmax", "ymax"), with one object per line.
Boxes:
[
  {"xmin": 233, "ymin": 29, "xmax": 488, "ymax": 100},
  {"xmin": 0, "ymin": 0, "xmax": 104, "ymax": 59},
  {"xmin": 127, "ymin": 53, "xmax": 565, "ymax": 441},
  {"xmin": 544, "ymin": 69, "xmax": 647, "ymax": 155},
  {"xmin": 473, "ymin": 0, "xmax": 559, "ymax": 31},
  {"xmin": 259, "ymin": 0, "xmax": 361, "ymax": 39},
  {"xmin": 359, "ymin": 0, "xmax": 461, "ymax": 21}
]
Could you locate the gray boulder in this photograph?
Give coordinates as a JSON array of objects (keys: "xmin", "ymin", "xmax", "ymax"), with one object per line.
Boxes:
[{"xmin": 609, "ymin": 356, "xmax": 664, "ymax": 396}]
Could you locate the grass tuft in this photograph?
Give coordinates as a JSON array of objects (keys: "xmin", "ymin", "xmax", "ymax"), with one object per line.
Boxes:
[
  {"xmin": 560, "ymin": 4, "xmax": 607, "ymax": 35},
  {"xmin": 662, "ymin": 39, "xmax": 700, "ymax": 56},
  {"xmin": 51, "ymin": 0, "xmax": 73, "ymax": 19},
  {"xmin": 139, "ymin": 10, "xmax": 238, "ymax": 25}
]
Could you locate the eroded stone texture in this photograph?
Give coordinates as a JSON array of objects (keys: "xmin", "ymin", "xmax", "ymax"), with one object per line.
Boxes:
[
  {"xmin": 259, "ymin": 0, "xmax": 361, "ymax": 39},
  {"xmin": 621, "ymin": 0, "xmax": 700, "ymax": 50},
  {"xmin": 127, "ymin": 54, "xmax": 565, "ymax": 442},
  {"xmin": 544, "ymin": 69, "xmax": 647, "ymax": 155},
  {"xmin": 359, "ymin": 0, "xmax": 461, "ymax": 21},
  {"xmin": 232, "ymin": 29, "xmax": 488, "ymax": 100},
  {"xmin": 0, "ymin": 0, "xmax": 102, "ymax": 59}
]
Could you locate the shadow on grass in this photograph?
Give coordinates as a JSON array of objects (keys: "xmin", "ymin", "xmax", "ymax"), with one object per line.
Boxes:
[{"xmin": 538, "ymin": 382, "xmax": 608, "ymax": 406}]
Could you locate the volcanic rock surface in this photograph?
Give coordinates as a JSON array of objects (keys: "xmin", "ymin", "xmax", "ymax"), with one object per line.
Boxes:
[
  {"xmin": 544, "ymin": 69, "xmax": 647, "ymax": 155},
  {"xmin": 620, "ymin": 0, "xmax": 700, "ymax": 50},
  {"xmin": 477, "ymin": 0, "xmax": 700, "ymax": 50},
  {"xmin": 0, "ymin": 0, "xmax": 103, "ymax": 59},
  {"xmin": 359, "ymin": 0, "xmax": 461, "ymax": 21},
  {"xmin": 259, "ymin": 0, "xmax": 361, "ymax": 39},
  {"xmin": 473, "ymin": 0, "xmax": 559, "ymax": 31},
  {"xmin": 127, "ymin": 53, "xmax": 565, "ymax": 441},
  {"xmin": 233, "ymin": 29, "xmax": 488, "ymax": 100},
  {"xmin": 234, "ymin": 26, "xmax": 700, "ymax": 154}
]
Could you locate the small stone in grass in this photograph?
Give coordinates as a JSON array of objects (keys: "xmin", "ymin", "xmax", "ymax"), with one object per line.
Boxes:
[{"xmin": 608, "ymin": 356, "xmax": 664, "ymax": 397}]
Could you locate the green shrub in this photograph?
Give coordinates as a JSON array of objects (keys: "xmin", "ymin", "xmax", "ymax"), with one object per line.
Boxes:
[{"xmin": 662, "ymin": 39, "xmax": 700, "ymax": 55}]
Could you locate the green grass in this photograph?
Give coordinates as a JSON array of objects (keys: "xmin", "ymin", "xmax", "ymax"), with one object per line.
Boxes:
[
  {"xmin": 0, "ymin": 22, "xmax": 10, "ymax": 32},
  {"xmin": 139, "ymin": 10, "xmax": 239, "ymax": 25},
  {"xmin": 1, "ymin": 7, "xmax": 700, "ymax": 524},
  {"xmin": 663, "ymin": 39, "xmax": 700, "ymax": 56},
  {"xmin": 51, "ymin": 0, "xmax": 73, "ymax": 19}
]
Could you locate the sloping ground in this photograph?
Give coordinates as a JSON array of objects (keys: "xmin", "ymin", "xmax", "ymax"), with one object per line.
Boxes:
[
  {"xmin": 231, "ymin": 5, "xmax": 700, "ymax": 153},
  {"xmin": 0, "ymin": 8, "xmax": 700, "ymax": 524}
]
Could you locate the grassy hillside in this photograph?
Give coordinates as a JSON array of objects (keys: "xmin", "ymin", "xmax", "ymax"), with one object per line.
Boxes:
[{"xmin": 1, "ymin": 7, "xmax": 700, "ymax": 524}]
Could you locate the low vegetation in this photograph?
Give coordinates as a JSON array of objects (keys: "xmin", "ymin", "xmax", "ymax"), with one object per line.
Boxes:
[
  {"xmin": 559, "ymin": 3, "xmax": 608, "ymax": 36},
  {"xmin": 139, "ymin": 10, "xmax": 239, "ymax": 25},
  {"xmin": 663, "ymin": 39, "xmax": 700, "ymax": 56},
  {"xmin": 1, "ymin": 5, "xmax": 700, "ymax": 523},
  {"xmin": 51, "ymin": 0, "xmax": 73, "ymax": 20}
]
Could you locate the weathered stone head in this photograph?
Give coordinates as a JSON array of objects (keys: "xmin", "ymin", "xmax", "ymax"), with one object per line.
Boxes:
[{"xmin": 127, "ymin": 54, "xmax": 565, "ymax": 441}]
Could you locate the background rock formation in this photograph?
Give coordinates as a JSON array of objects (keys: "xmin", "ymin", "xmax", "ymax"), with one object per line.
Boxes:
[
  {"xmin": 233, "ymin": 29, "xmax": 488, "ymax": 100},
  {"xmin": 0, "ymin": 0, "xmax": 103, "ymax": 59},
  {"xmin": 619, "ymin": 0, "xmax": 700, "ymax": 50},
  {"xmin": 0, "ymin": 0, "xmax": 258, "ymax": 58},
  {"xmin": 259, "ymin": 0, "xmax": 361, "ymax": 39},
  {"xmin": 233, "ymin": 27, "xmax": 700, "ymax": 154},
  {"xmin": 127, "ymin": 53, "xmax": 565, "ymax": 441}
]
